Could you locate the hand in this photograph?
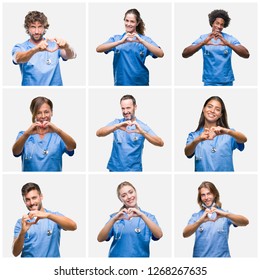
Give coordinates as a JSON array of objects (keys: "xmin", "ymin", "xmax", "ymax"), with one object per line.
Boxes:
[
  {"xmin": 53, "ymin": 38, "xmax": 69, "ymax": 49},
  {"xmin": 36, "ymin": 40, "xmax": 49, "ymax": 52},
  {"xmin": 114, "ymin": 208, "xmax": 141, "ymax": 221},
  {"xmin": 211, "ymin": 126, "xmax": 229, "ymax": 136},
  {"xmin": 121, "ymin": 33, "xmax": 139, "ymax": 43},
  {"xmin": 200, "ymin": 128, "xmax": 217, "ymax": 141}
]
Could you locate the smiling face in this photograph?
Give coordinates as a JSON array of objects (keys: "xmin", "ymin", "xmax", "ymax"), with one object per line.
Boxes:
[
  {"xmin": 200, "ymin": 187, "xmax": 215, "ymax": 208},
  {"xmin": 34, "ymin": 103, "xmax": 52, "ymax": 123},
  {"xmin": 119, "ymin": 185, "xmax": 137, "ymax": 208},
  {"xmin": 124, "ymin": 13, "xmax": 138, "ymax": 34},
  {"xmin": 23, "ymin": 189, "xmax": 43, "ymax": 211},
  {"xmin": 212, "ymin": 17, "xmax": 225, "ymax": 33},
  {"xmin": 203, "ymin": 99, "xmax": 222, "ymax": 125},
  {"xmin": 120, "ymin": 99, "xmax": 137, "ymax": 120}
]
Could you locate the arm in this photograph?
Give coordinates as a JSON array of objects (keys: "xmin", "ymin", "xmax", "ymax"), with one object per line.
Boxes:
[
  {"xmin": 53, "ymin": 38, "xmax": 76, "ymax": 60},
  {"xmin": 12, "ymin": 214, "xmax": 34, "ymax": 256},
  {"xmin": 182, "ymin": 40, "xmax": 207, "ymax": 58},
  {"xmin": 134, "ymin": 121, "xmax": 164, "ymax": 147},
  {"xmin": 136, "ymin": 34, "xmax": 164, "ymax": 57},
  {"xmin": 97, "ymin": 209, "xmax": 127, "ymax": 242},
  {"xmin": 15, "ymin": 40, "xmax": 49, "ymax": 64},
  {"xmin": 43, "ymin": 122, "xmax": 76, "ymax": 151},
  {"xmin": 212, "ymin": 127, "xmax": 247, "ymax": 143},
  {"xmin": 214, "ymin": 209, "xmax": 249, "ymax": 227},
  {"xmin": 12, "ymin": 132, "xmax": 30, "ymax": 156},
  {"xmin": 139, "ymin": 212, "xmax": 163, "ymax": 239},
  {"xmin": 183, "ymin": 211, "xmax": 209, "ymax": 238},
  {"xmin": 29, "ymin": 210, "xmax": 77, "ymax": 231},
  {"xmin": 46, "ymin": 213, "xmax": 77, "ymax": 231}
]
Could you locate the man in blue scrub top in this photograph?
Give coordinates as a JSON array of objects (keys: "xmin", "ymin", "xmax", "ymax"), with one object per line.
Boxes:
[
  {"xmin": 182, "ymin": 9, "xmax": 250, "ymax": 86},
  {"xmin": 12, "ymin": 11, "xmax": 76, "ymax": 86},
  {"xmin": 96, "ymin": 95, "xmax": 164, "ymax": 172},
  {"xmin": 12, "ymin": 182, "xmax": 77, "ymax": 257},
  {"xmin": 183, "ymin": 181, "xmax": 249, "ymax": 257}
]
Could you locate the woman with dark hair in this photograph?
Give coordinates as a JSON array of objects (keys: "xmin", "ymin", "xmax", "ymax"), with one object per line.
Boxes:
[
  {"xmin": 12, "ymin": 96, "xmax": 76, "ymax": 171},
  {"xmin": 182, "ymin": 9, "xmax": 250, "ymax": 86},
  {"xmin": 96, "ymin": 8, "xmax": 164, "ymax": 86},
  {"xmin": 184, "ymin": 96, "xmax": 247, "ymax": 171},
  {"xmin": 183, "ymin": 181, "xmax": 249, "ymax": 257},
  {"xmin": 97, "ymin": 181, "xmax": 163, "ymax": 257}
]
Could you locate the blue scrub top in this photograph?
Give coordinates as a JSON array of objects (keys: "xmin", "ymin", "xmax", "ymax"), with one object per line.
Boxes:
[
  {"xmin": 188, "ymin": 209, "xmax": 235, "ymax": 257},
  {"xmin": 192, "ymin": 32, "xmax": 241, "ymax": 85},
  {"xmin": 14, "ymin": 132, "xmax": 74, "ymax": 172},
  {"xmin": 186, "ymin": 128, "xmax": 244, "ymax": 171},
  {"xmin": 12, "ymin": 39, "xmax": 66, "ymax": 86},
  {"xmin": 107, "ymin": 209, "xmax": 160, "ymax": 257},
  {"xmin": 104, "ymin": 33, "xmax": 159, "ymax": 85},
  {"xmin": 106, "ymin": 118, "xmax": 156, "ymax": 172},
  {"xmin": 14, "ymin": 209, "xmax": 63, "ymax": 257}
]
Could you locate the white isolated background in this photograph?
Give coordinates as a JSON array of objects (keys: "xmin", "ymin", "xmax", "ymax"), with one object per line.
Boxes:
[
  {"xmin": 174, "ymin": 173, "xmax": 257, "ymax": 258},
  {"xmin": 174, "ymin": 2, "xmax": 257, "ymax": 86},
  {"xmin": 88, "ymin": 87, "xmax": 172, "ymax": 172},
  {"xmin": 2, "ymin": 88, "xmax": 86, "ymax": 172},
  {"xmin": 2, "ymin": 2, "xmax": 86, "ymax": 86},
  {"xmin": 174, "ymin": 87, "xmax": 257, "ymax": 172},
  {"xmin": 89, "ymin": 2, "xmax": 172, "ymax": 86},
  {"xmin": 88, "ymin": 173, "xmax": 172, "ymax": 258},
  {"xmin": 2, "ymin": 173, "xmax": 86, "ymax": 257}
]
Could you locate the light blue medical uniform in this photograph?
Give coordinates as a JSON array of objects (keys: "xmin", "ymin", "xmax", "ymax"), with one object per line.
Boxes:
[
  {"xmin": 12, "ymin": 39, "xmax": 66, "ymax": 86},
  {"xmin": 106, "ymin": 118, "xmax": 156, "ymax": 172},
  {"xmin": 106, "ymin": 209, "xmax": 159, "ymax": 257},
  {"xmin": 186, "ymin": 128, "xmax": 244, "ymax": 171},
  {"xmin": 14, "ymin": 209, "xmax": 63, "ymax": 257},
  {"xmin": 104, "ymin": 33, "xmax": 159, "ymax": 85},
  {"xmin": 187, "ymin": 208, "xmax": 236, "ymax": 257},
  {"xmin": 14, "ymin": 132, "xmax": 74, "ymax": 172},
  {"xmin": 192, "ymin": 32, "xmax": 241, "ymax": 85}
]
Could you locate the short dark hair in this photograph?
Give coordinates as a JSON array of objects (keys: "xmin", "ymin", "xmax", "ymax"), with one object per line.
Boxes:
[
  {"xmin": 120, "ymin": 95, "xmax": 136, "ymax": 106},
  {"xmin": 21, "ymin": 182, "xmax": 42, "ymax": 197},
  {"xmin": 208, "ymin": 9, "xmax": 231, "ymax": 28}
]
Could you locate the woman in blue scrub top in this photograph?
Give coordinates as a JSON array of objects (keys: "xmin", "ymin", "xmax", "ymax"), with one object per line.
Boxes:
[
  {"xmin": 182, "ymin": 9, "xmax": 250, "ymax": 86},
  {"xmin": 97, "ymin": 181, "xmax": 163, "ymax": 257},
  {"xmin": 12, "ymin": 96, "xmax": 76, "ymax": 171},
  {"xmin": 183, "ymin": 181, "xmax": 249, "ymax": 257},
  {"xmin": 96, "ymin": 8, "xmax": 164, "ymax": 86},
  {"xmin": 185, "ymin": 96, "xmax": 247, "ymax": 171}
]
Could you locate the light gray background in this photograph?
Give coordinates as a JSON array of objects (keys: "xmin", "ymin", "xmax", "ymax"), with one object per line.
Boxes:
[
  {"xmin": 89, "ymin": 2, "xmax": 172, "ymax": 86},
  {"xmin": 174, "ymin": 174, "xmax": 257, "ymax": 258},
  {"xmin": 174, "ymin": 88, "xmax": 257, "ymax": 172},
  {"xmin": 174, "ymin": 2, "xmax": 257, "ymax": 86},
  {"xmin": 2, "ymin": 173, "xmax": 86, "ymax": 257},
  {"xmin": 2, "ymin": 88, "xmax": 86, "ymax": 172},
  {"xmin": 2, "ymin": 2, "xmax": 86, "ymax": 86},
  {"xmin": 88, "ymin": 173, "xmax": 172, "ymax": 258},
  {"xmin": 89, "ymin": 88, "xmax": 172, "ymax": 172}
]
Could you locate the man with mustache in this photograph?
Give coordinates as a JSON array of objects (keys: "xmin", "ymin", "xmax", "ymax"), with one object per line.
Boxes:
[
  {"xmin": 12, "ymin": 182, "xmax": 77, "ymax": 257},
  {"xmin": 183, "ymin": 181, "xmax": 249, "ymax": 257},
  {"xmin": 12, "ymin": 11, "xmax": 76, "ymax": 86},
  {"xmin": 96, "ymin": 94, "xmax": 164, "ymax": 171}
]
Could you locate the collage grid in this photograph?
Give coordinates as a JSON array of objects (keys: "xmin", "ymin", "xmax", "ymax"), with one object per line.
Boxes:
[{"xmin": 0, "ymin": 0, "xmax": 259, "ymax": 279}]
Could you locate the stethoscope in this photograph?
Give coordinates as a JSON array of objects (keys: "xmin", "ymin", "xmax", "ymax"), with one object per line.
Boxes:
[
  {"xmin": 198, "ymin": 202, "xmax": 217, "ymax": 232},
  {"xmin": 114, "ymin": 217, "xmax": 142, "ymax": 240},
  {"xmin": 24, "ymin": 134, "xmax": 52, "ymax": 159}
]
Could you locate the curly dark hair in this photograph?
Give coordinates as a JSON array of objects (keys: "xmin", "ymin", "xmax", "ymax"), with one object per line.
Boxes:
[
  {"xmin": 208, "ymin": 9, "xmax": 231, "ymax": 28},
  {"xmin": 24, "ymin": 11, "xmax": 49, "ymax": 34}
]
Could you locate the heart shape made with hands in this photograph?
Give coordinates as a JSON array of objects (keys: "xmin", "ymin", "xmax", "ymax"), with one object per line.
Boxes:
[
  {"xmin": 122, "ymin": 209, "xmax": 138, "ymax": 220},
  {"xmin": 207, "ymin": 212, "xmax": 217, "ymax": 220},
  {"xmin": 120, "ymin": 122, "xmax": 139, "ymax": 133},
  {"xmin": 46, "ymin": 39, "xmax": 59, "ymax": 53}
]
